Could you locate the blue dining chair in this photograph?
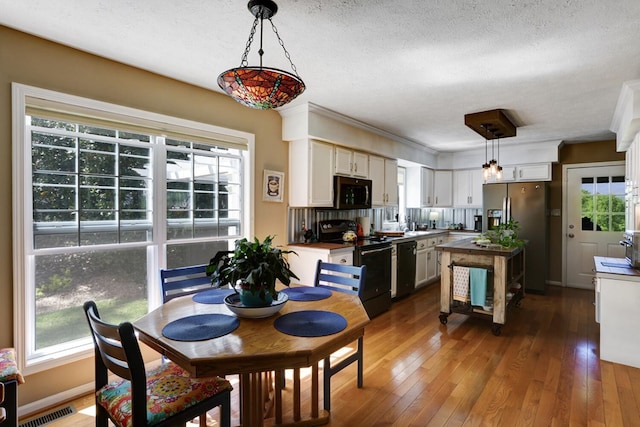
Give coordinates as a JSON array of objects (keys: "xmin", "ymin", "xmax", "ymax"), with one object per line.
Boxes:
[
  {"xmin": 83, "ymin": 300, "xmax": 232, "ymax": 427},
  {"xmin": 160, "ymin": 264, "xmax": 212, "ymax": 303},
  {"xmin": 313, "ymin": 260, "xmax": 367, "ymax": 411}
]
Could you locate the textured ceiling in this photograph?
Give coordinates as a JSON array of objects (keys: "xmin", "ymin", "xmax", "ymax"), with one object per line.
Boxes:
[{"xmin": 2, "ymin": 0, "xmax": 640, "ymax": 153}]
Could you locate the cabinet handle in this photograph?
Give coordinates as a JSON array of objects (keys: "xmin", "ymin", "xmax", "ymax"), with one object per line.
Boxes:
[
  {"xmin": 350, "ymin": 162, "xmax": 353, "ymax": 172},
  {"xmin": 354, "ymin": 163, "xmax": 358, "ymax": 173},
  {"xmin": 339, "ymin": 258, "xmax": 347, "ymax": 264}
]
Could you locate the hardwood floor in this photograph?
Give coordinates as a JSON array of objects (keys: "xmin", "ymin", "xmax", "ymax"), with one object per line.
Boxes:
[{"xmin": 24, "ymin": 283, "xmax": 640, "ymax": 426}]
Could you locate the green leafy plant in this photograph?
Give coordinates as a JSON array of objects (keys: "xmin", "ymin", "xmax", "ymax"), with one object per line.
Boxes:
[
  {"xmin": 485, "ymin": 218, "xmax": 525, "ymax": 248},
  {"xmin": 206, "ymin": 235, "xmax": 299, "ymax": 302}
]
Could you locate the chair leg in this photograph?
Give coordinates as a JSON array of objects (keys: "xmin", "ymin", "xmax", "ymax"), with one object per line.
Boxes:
[
  {"xmin": 323, "ymin": 356, "xmax": 331, "ymax": 411},
  {"xmin": 357, "ymin": 336, "xmax": 364, "ymax": 388},
  {"xmin": 220, "ymin": 392, "xmax": 231, "ymax": 427}
]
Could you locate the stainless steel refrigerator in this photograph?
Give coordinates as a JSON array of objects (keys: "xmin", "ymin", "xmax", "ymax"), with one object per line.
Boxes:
[{"xmin": 483, "ymin": 182, "xmax": 548, "ymax": 294}]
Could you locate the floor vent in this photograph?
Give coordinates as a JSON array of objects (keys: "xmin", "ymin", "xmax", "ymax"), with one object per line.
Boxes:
[{"xmin": 19, "ymin": 404, "xmax": 77, "ymax": 427}]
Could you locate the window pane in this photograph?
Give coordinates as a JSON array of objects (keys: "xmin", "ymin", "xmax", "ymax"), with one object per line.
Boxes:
[
  {"xmin": 166, "ymin": 241, "xmax": 231, "ymax": 268},
  {"xmin": 34, "ymin": 247, "xmax": 148, "ymax": 351}
]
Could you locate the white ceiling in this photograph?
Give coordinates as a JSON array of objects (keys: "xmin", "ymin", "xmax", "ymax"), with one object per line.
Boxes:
[{"xmin": 2, "ymin": 0, "xmax": 640, "ymax": 153}]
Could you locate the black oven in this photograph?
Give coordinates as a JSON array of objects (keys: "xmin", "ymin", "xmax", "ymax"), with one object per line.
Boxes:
[{"xmin": 333, "ymin": 176, "xmax": 372, "ymax": 209}]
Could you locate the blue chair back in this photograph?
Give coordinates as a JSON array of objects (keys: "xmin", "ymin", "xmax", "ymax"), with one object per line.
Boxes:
[
  {"xmin": 313, "ymin": 260, "xmax": 366, "ymax": 297},
  {"xmin": 160, "ymin": 264, "xmax": 211, "ymax": 303}
]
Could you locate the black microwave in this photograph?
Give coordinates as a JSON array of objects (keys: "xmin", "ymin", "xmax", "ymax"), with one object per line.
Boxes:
[{"xmin": 334, "ymin": 176, "xmax": 372, "ymax": 209}]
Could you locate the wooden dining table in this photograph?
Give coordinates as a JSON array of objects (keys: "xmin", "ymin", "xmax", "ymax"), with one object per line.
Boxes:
[{"xmin": 133, "ymin": 285, "xmax": 370, "ymax": 427}]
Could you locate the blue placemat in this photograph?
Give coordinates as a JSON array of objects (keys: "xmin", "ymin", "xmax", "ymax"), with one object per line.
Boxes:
[
  {"xmin": 193, "ymin": 288, "xmax": 236, "ymax": 304},
  {"xmin": 162, "ymin": 314, "xmax": 239, "ymax": 341},
  {"xmin": 274, "ymin": 310, "xmax": 347, "ymax": 337},
  {"xmin": 280, "ymin": 287, "xmax": 332, "ymax": 301}
]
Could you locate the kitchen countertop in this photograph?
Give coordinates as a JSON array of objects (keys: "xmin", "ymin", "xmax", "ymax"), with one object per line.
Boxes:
[{"xmin": 593, "ymin": 256, "xmax": 640, "ymax": 278}]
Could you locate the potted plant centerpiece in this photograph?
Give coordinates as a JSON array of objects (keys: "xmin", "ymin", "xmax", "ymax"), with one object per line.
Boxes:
[
  {"xmin": 483, "ymin": 218, "xmax": 525, "ymax": 248},
  {"xmin": 206, "ymin": 235, "xmax": 299, "ymax": 307}
]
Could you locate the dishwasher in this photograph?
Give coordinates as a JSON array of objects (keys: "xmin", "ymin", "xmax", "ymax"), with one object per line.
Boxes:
[{"xmin": 396, "ymin": 240, "xmax": 417, "ymax": 298}]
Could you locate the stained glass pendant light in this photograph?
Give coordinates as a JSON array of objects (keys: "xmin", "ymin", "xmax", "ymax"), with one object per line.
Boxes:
[{"xmin": 217, "ymin": 0, "xmax": 306, "ymax": 110}]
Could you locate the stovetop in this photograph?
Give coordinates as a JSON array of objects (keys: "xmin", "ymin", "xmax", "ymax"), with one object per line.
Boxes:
[{"xmin": 318, "ymin": 219, "xmax": 393, "ymax": 249}]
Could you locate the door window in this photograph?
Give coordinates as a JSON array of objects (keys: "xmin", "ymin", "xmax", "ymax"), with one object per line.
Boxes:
[{"xmin": 580, "ymin": 175, "xmax": 625, "ymax": 231}]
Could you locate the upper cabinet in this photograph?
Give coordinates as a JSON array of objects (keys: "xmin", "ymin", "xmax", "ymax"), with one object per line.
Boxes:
[
  {"xmin": 485, "ymin": 163, "xmax": 552, "ymax": 183},
  {"xmin": 433, "ymin": 170, "xmax": 453, "ymax": 207},
  {"xmin": 288, "ymin": 139, "xmax": 334, "ymax": 207},
  {"xmin": 406, "ymin": 167, "xmax": 434, "ymax": 207},
  {"xmin": 335, "ymin": 147, "xmax": 369, "ymax": 178},
  {"xmin": 371, "ymin": 156, "xmax": 398, "ymax": 206},
  {"xmin": 453, "ymin": 169, "xmax": 483, "ymax": 207}
]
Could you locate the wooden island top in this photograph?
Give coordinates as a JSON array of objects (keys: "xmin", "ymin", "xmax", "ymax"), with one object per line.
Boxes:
[{"xmin": 435, "ymin": 237, "xmax": 524, "ymax": 257}]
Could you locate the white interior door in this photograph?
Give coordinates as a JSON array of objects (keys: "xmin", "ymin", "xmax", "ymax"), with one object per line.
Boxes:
[{"xmin": 565, "ymin": 164, "xmax": 625, "ymax": 289}]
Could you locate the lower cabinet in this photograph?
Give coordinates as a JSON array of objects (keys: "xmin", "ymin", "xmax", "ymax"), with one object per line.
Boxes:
[
  {"xmin": 416, "ymin": 234, "xmax": 446, "ymax": 288},
  {"xmin": 416, "ymin": 239, "xmax": 428, "ymax": 286},
  {"xmin": 286, "ymin": 245, "xmax": 354, "ymax": 285}
]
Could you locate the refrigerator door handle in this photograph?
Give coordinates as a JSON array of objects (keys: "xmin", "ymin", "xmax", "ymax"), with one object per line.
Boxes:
[{"xmin": 505, "ymin": 197, "xmax": 511, "ymax": 220}]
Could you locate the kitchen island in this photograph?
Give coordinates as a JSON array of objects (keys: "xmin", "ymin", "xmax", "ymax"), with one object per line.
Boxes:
[{"xmin": 436, "ymin": 238, "xmax": 525, "ymax": 335}]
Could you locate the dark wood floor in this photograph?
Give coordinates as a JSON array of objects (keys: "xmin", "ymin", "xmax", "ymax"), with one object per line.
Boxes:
[{"xmin": 27, "ymin": 283, "xmax": 640, "ymax": 426}]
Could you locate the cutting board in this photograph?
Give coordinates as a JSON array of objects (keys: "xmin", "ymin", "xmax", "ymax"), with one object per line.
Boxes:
[{"xmin": 374, "ymin": 231, "xmax": 405, "ymax": 237}]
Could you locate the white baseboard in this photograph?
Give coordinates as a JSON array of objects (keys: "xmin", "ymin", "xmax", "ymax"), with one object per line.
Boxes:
[{"xmin": 19, "ymin": 382, "xmax": 93, "ymax": 419}]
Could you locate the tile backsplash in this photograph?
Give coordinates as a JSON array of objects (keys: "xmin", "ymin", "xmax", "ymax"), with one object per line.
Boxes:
[{"xmin": 288, "ymin": 207, "xmax": 482, "ymax": 243}]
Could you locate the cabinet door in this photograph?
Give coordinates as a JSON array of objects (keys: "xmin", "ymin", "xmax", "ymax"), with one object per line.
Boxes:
[
  {"xmin": 453, "ymin": 170, "xmax": 471, "ymax": 207},
  {"xmin": 288, "ymin": 139, "xmax": 333, "ymax": 207},
  {"xmin": 369, "ymin": 155, "xmax": 385, "ymax": 206},
  {"xmin": 384, "ymin": 159, "xmax": 398, "ymax": 206},
  {"xmin": 433, "ymin": 170, "xmax": 453, "ymax": 207},
  {"xmin": 309, "ymin": 141, "xmax": 334, "ymax": 205},
  {"xmin": 423, "ymin": 168, "xmax": 434, "ymax": 206},
  {"xmin": 353, "ymin": 151, "xmax": 369, "ymax": 178},
  {"xmin": 415, "ymin": 239, "xmax": 428, "ymax": 285},
  {"xmin": 426, "ymin": 248, "xmax": 438, "ymax": 282},
  {"xmin": 469, "ymin": 168, "xmax": 483, "ymax": 207},
  {"xmin": 334, "ymin": 146, "xmax": 353, "ymax": 176},
  {"xmin": 518, "ymin": 163, "xmax": 551, "ymax": 181}
]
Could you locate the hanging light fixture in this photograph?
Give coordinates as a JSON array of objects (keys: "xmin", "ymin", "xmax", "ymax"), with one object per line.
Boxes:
[
  {"xmin": 217, "ymin": 0, "xmax": 306, "ymax": 110},
  {"xmin": 482, "ymin": 124, "xmax": 491, "ymax": 180},
  {"xmin": 464, "ymin": 109, "xmax": 516, "ymax": 182}
]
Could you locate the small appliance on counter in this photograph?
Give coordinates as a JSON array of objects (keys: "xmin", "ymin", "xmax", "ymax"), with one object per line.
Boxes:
[
  {"xmin": 474, "ymin": 215, "xmax": 483, "ymax": 232},
  {"xmin": 621, "ymin": 231, "xmax": 640, "ymax": 268}
]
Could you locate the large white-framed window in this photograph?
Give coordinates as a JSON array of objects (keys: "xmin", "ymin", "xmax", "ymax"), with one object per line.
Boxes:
[{"xmin": 12, "ymin": 83, "xmax": 254, "ymax": 374}]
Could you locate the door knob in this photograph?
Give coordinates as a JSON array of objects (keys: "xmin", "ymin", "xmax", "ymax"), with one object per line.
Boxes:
[{"xmin": 568, "ymin": 233, "xmax": 575, "ymax": 238}]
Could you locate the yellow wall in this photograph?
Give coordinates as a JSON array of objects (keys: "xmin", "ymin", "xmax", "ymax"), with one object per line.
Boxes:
[{"xmin": 0, "ymin": 25, "xmax": 289, "ymax": 406}]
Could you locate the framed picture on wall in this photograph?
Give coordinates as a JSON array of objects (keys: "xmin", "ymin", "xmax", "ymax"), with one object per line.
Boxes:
[{"xmin": 263, "ymin": 169, "xmax": 284, "ymax": 202}]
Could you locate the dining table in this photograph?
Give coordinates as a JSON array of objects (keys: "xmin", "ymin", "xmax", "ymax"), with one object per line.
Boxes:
[{"xmin": 133, "ymin": 284, "xmax": 370, "ymax": 427}]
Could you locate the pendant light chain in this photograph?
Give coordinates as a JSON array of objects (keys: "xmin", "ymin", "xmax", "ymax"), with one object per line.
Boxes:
[
  {"xmin": 269, "ymin": 18, "xmax": 301, "ymax": 77},
  {"xmin": 239, "ymin": 17, "xmax": 260, "ymax": 67}
]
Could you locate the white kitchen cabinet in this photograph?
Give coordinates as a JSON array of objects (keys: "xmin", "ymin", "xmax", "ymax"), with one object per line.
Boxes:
[
  {"xmin": 288, "ymin": 139, "xmax": 334, "ymax": 207},
  {"xmin": 594, "ymin": 257, "xmax": 640, "ymax": 369},
  {"xmin": 415, "ymin": 235, "xmax": 444, "ymax": 287},
  {"xmin": 335, "ymin": 146, "xmax": 369, "ymax": 178},
  {"xmin": 370, "ymin": 156, "xmax": 398, "ymax": 206},
  {"xmin": 406, "ymin": 167, "xmax": 434, "ymax": 207},
  {"xmin": 415, "ymin": 238, "xmax": 428, "ymax": 287},
  {"xmin": 485, "ymin": 163, "xmax": 552, "ymax": 183},
  {"xmin": 433, "ymin": 170, "xmax": 453, "ymax": 207},
  {"xmin": 286, "ymin": 244, "xmax": 354, "ymax": 286},
  {"xmin": 453, "ymin": 169, "xmax": 483, "ymax": 207},
  {"xmin": 516, "ymin": 163, "xmax": 551, "ymax": 181}
]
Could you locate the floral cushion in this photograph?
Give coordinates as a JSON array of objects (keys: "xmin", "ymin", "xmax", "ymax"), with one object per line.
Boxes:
[
  {"xmin": 0, "ymin": 348, "xmax": 24, "ymax": 384},
  {"xmin": 96, "ymin": 362, "xmax": 232, "ymax": 427}
]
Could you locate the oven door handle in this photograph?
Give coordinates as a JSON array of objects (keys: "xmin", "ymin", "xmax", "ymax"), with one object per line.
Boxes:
[{"xmin": 360, "ymin": 246, "xmax": 392, "ymax": 256}]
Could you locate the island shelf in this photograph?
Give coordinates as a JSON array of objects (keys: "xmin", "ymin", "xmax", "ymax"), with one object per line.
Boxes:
[{"xmin": 436, "ymin": 238, "xmax": 525, "ymax": 335}]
